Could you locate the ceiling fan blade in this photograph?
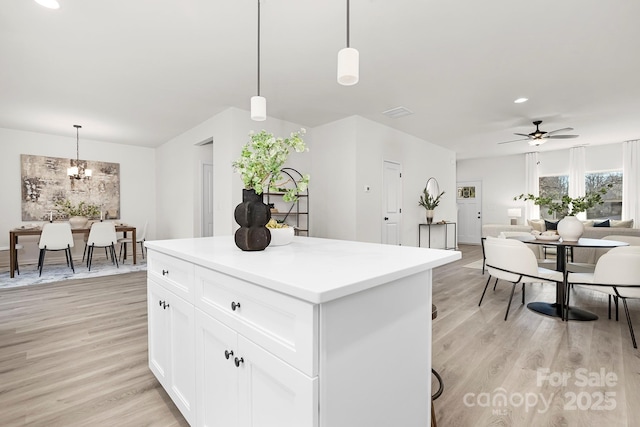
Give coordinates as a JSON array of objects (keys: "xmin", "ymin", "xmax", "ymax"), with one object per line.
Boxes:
[
  {"xmin": 547, "ymin": 134, "xmax": 579, "ymax": 139},
  {"xmin": 513, "ymin": 133, "xmax": 531, "ymax": 138},
  {"xmin": 547, "ymin": 127, "xmax": 574, "ymax": 135},
  {"xmin": 498, "ymin": 138, "xmax": 529, "ymax": 145}
]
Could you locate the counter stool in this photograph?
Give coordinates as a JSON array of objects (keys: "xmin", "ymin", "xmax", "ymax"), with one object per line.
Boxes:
[{"xmin": 431, "ymin": 304, "xmax": 444, "ymax": 427}]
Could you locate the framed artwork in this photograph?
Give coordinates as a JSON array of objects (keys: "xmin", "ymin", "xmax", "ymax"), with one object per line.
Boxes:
[{"xmin": 20, "ymin": 154, "xmax": 120, "ymax": 221}]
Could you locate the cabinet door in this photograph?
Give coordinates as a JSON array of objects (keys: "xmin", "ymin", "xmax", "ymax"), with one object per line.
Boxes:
[
  {"xmin": 148, "ymin": 280, "xmax": 171, "ymax": 388},
  {"xmin": 237, "ymin": 335, "xmax": 318, "ymax": 427},
  {"xmin": 195, "ymin": 309, "xmax": 239, "ymax": 427},
  {"xmin": 167, "ymin": 288, "xmax": 196, "ymax": 425}
]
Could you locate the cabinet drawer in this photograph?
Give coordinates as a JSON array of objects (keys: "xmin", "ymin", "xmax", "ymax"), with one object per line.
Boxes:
[
  {"xmin": 147, "ymin": 251, "xmax": 195, "ymax": 303},
  {"xmin": 195, "ymin": 266, "xmax": 318, "ymax": 376}
]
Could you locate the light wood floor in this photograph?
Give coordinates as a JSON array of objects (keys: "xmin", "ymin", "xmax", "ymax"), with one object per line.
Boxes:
[
  {"xmin": 1, "ymin": 245, "xmax": 639, "ymax": 426},
  {"xmin": 432, "ymin": 244, "xmax": 640, "ymax": 427}
]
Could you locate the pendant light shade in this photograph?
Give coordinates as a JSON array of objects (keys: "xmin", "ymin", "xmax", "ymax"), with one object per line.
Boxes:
[
  {"xmin": 337, "ymin": 47, "xmax": 359, "ymax": 86},
  {"xmin": 251, "ymin": 0, "xmax": 266, "ymax": 121},
  {"xmin": 337, "ymin": 0, "xmax": 359, "ymax": 86},
  {"xmin": 251, "ymin": 95, "xmax": 267, "ymax": 121}
]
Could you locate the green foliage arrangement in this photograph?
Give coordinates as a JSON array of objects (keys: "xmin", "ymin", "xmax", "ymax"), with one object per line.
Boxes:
[
  {"xmin": 514, "ymin": 184, "xmax": 613, "ymax": 217},
  {"xmin": 54, "ymin": 199, "xmax": 101, "ymax": 218},
  {"xmin": 419, "ymin": 188, "xmax": 445, "ymax": 210},
  {"xmin": 232, "ymin": 129, "xmax": 310, "ymax": 202}
]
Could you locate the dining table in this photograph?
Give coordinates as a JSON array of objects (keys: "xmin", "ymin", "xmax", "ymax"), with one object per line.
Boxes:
[
  {"xmin": 8, "ymin": 223, "xmax": 137, "ymax": 278},
  {"xmin": 521, "ymin": 236, "xmax": 629, "ymax": 321}
]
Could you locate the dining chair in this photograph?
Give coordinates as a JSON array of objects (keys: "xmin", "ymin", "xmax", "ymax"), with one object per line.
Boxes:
[
  {"xmin": 0, "ymin": 243, "xmax": 23, "ymax": 275},
  {"xmin": 566, "ymin": 246, "xmax": 640, "ymax": 348},
  {"xmin": 480, "ymin": 236, "xmax": 564, "ymax": 320},
  {"xmin": 86, "ymin": 222, "xmax": 119, "ymax": 271},
  {"xmin": 37, "ymin": 222, "xmax": 75, "ymax": 277},
  {"xmin": 117, "ymin": 221, "xmax": 147, "ymax": 263},
  {"xmin": 567, "ymin": 235, "xmax": 640, "ymax": 273}
]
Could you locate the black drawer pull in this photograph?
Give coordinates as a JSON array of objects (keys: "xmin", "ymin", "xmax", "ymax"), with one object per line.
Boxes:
[
  {"xmin": 231, "ymin": 301, "xmax": 241, "ymax": 311},
  {"xmin": 224, "ymin": 350, "xmax": 234, "ymax": 360},
  {"xmin": 162, "ymin": 269, "xmax": 169, "ymax": 276},
  {"xmin": 234, "ymin": 357, "xmax": 244, "ymax": 367}
]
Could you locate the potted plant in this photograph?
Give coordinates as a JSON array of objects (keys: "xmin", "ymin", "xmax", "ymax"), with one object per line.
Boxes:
[
  {"xmin": 232, "ymin": 129, "xmax": 310, "ymax": 202},
  {"xmin": 419, "ymin": 188, "xmax": 445, "ymax": 224},
  {"xmin": 54, "ymin": 199, "xmax": 101, "ymax": 229},
  {"xmin": 513, "ymin": 184, "xmax": 612, "ymax": 240},
  {"xmin": 231, "ymin": 129, "xmax": 309, "ymax": 251}
]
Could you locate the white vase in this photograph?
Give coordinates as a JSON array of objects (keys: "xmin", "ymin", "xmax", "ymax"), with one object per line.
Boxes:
[
  {"xmin": 426, "ymin": 210, "xmax": 435, "ymax": 224},
  {"xmin": 69, "ymin": 216, "xmax": 89, "ymax": 229},
  {"xmin": 557, "ymin": 215, "xmax": 584, "ymax": 241}
]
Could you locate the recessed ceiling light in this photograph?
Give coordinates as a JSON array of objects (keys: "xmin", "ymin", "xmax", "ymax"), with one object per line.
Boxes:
[
  {"xmin": 34, "ymin": 0, "xmax": 60, "ymax": 9},
  {"xmin": 514, "ymin": 97, "xmax": 528, "ymax": 104}
]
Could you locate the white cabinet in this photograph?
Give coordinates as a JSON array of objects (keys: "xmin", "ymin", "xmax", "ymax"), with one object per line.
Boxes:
[
  {"xmin": 148, "ymin": 278, "xmax": 196, "ymax": 425},
  {"xmin": 146, "ymin": 236, "xmax": 460, "ymax": 427},
  {"xmin": 195, "ymin": 309, "xmax": 317, "ymax": 427}
]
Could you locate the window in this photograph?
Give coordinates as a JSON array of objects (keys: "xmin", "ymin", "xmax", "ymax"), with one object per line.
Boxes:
[
  {"xmin": 538, "ymin": 175, "xmax": 568, "ymax": 220},
  {"xmin": 585, "ymin": 171, "xmax": 623, "ymax": 220}
]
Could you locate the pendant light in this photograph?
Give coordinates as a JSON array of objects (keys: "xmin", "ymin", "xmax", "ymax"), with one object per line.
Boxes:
[
  {"xmin": 67, "ymin": 125, "xmax": 92, "ymax": 180},
  {"xmin": 337, "ymin": 0, "xmax": 359, "ymax": 86},
  {"xmin": 251, "ymin": 0, "xmax": 266, "ymax": 121}
]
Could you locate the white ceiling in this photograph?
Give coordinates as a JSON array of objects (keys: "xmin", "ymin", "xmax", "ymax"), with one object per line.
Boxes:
[{"xmin": 3, "ymin": 0, "xmax": 640, "ymax": 159}]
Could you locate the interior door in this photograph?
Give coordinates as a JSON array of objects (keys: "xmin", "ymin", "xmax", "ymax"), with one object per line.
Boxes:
[
  {"xmin": 456, "ymin": 181, "xmax": 482, "ymax": 244},
  {"xmin": 202, "ymin": 162, "xmax": 214, "ymax": 237},
  {"xmin": 382, "ymin": 161, "xmax": 402, "ymax": 245}
]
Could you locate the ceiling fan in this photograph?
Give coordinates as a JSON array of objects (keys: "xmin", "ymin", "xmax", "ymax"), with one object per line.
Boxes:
[{"xmin": 498, "ymin": 120, "xmax": 579, "ymax": 146}]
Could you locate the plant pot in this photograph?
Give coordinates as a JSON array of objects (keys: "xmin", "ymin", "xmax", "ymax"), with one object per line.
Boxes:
[
  {"xmin": 268, "ymin": 226, "xmax": 294, "ymax": 246},
  {"xmin": 426, "ymin": 210, "xmax": 435, "ymax": 224},
  {"xmin": 557, "ymin": 215, "xmax": 584, "ymax": 241},
  {"xmin": 69, "ymin": 216, "xmax": 89, "ymax": 229},
  {"xmin": 234, "ymin": 189, "xmax": 271, "ymax": 251}
]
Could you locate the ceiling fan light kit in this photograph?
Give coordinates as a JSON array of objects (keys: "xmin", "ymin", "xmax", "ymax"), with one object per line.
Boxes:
[{"xmin": 498, "ymin": 120, "xmax": 579, "ymax": 145}]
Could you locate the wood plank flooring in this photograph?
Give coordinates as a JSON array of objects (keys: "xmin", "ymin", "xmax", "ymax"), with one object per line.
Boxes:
[
  {"xmin": 0, "ymin": 271, "xmax": 188, "ymax": 427},
  {"xmin": 432, "ymin": 244, "xmax": 640, "ymax": 427},
  {"xmin": 1, "ymin": 245, "xmax": 639, "ymax": 426}
]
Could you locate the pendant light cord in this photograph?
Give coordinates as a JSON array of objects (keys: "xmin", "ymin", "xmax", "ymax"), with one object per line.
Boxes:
[
  {"xmin": 257, "ymin": 0, "xmax": 261, "ymax": 97},
  {"xmin": 346, "ymin": 0, "xmax": 350, "ymax": 48},
  {"xmin": 74, "ymin": 124, "xmax": 81, "ymax": 163}
]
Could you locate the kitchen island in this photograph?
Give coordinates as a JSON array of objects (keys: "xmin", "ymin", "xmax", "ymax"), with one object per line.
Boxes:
[{"xmin": 145, "ymin": 236, "xmax": 460, "ymax": 427}]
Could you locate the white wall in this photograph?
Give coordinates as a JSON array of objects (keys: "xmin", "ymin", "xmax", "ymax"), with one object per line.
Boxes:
[
  {"xmin": 155, "ymin": 107, "xmax": 309, "ymax": 239},
  {"xmin": 0, "ymin": 127, "xmax": 156, "ymax": 265},
  {"xmin": 457, "ymin": 143, "xmax": 624, "ymax": 226},
  {"xmin": 309, "ymin": 116, "xmax": 457, "ymax": 247}
]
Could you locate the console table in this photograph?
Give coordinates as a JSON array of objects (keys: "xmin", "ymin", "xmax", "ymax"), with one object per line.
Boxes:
[{"xmin": 419, "ymin": 222, "xmax": 457, "ymax": 250}]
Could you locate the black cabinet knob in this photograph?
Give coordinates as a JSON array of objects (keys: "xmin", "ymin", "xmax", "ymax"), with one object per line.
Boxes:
[
  {"xmin": 231, "ymin": 301, "xmax": 241, "ymax": 311},
  {"xmin": 234, "ymin": 357, "xmax": 244, "ymax": 367},
  {"xmin": 162, "ymin": 269, "xmax": 169, "ymax": 276},
  {"xmin": 224, "ymin": 350, "xmax": 234, "ymax": 360}
]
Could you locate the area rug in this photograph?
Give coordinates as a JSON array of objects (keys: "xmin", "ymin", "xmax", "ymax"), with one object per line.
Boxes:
[
  {"xmin": 463, "ymin": 259, "xmax": 484, "ymax": 270},
  {"xmin": 0, "ymin": 258, "xmax": 147, "ymax": 289}
]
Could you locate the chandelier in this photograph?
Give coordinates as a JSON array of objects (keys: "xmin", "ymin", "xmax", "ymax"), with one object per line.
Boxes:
[{"xmin": 67, "ymin": 124, "xmax": 92, "ymax": 180}]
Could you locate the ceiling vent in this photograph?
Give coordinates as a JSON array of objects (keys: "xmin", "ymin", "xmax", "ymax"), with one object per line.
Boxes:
[{"xmin": 382, "ymin": 106, "xmax": 414, "ymax": 119}]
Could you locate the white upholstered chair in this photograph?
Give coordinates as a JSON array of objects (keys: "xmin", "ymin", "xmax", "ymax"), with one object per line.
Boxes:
[
  {"xmin": 86, "ymin": 222, "xmax": 119, "ymax": 271},
  {"xmin": 38, "ymin": 222, "xmax": 75, "ymax": 277},
  {"xmin": 480, "ymin": 236, "xmax": 564, "ymax": 320},
  {"xmin": 0, "ymin": 243, "xmax": 24, "ymax": 275},
  {"xmin": 117, "ymin": 221, "xmax": 147, "ymax": 263},
  {"xmin": 567, "ymin": 235, "xmax": 640, "ymax": 273},
  {"xmin": 567, "ymin": 246, "xmax": 640, "ymax": 348}
]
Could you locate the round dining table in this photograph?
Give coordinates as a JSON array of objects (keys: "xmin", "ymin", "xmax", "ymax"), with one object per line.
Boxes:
[{"xmin": 522, "ymin": 237, "xmax": 629, "ymax": 321}]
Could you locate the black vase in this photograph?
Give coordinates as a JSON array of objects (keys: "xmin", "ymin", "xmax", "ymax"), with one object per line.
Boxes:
[{"xmin": 234, "ymin": 189, "xmax": 271, "ymax": 251}]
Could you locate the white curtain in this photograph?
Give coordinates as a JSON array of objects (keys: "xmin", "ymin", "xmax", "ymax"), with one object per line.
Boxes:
[
  {"xmin": 569, "ymin": 146, "xmax": 586, "ymax": 219},
  {"xmin": 623, "ymin": 140, "xmax": 640, "ymax": 227},
  {"xmin": 524, "ymin": 152, "xmax": 539, "ymax": 220}
]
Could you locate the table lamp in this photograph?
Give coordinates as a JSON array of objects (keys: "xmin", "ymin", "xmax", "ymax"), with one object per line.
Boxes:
[{"xmin": 508, "ymin": 208, "xmax": 522, "ymax": 225}]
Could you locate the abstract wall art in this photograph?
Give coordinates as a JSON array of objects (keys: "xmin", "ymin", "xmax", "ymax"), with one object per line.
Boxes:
[{"xmin": 20, "ymin": 154, "xmax": 120, "ymax": 221}]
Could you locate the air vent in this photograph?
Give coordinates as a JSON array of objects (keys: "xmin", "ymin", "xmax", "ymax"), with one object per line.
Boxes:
[{"xmin": 382, "ymin": 106, "xmax": 414, "ymax": 119}]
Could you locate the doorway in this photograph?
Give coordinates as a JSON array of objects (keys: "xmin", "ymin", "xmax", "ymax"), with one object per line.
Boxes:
[
  {"xmin": 202, "ymin": 162, "xmax": 213, "ymax": 237},
  {"xmin": 456, "ymin": 180, "xmax": 482, "ymax": 244}
]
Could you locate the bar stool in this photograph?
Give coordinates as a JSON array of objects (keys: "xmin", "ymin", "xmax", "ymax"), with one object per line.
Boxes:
[{"xmin": 431, "ymin": 304, "xmax": 444, "ymax": 427}]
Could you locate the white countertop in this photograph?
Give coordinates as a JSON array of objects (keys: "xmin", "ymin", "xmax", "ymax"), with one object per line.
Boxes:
[{"xmin": 146, "ymin": 236, "xmax": 461, "ymax": 304}]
